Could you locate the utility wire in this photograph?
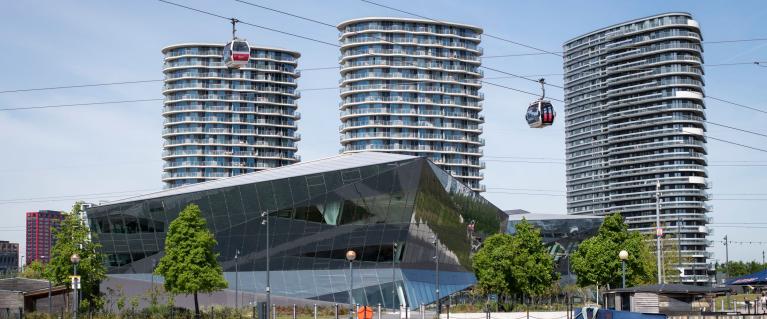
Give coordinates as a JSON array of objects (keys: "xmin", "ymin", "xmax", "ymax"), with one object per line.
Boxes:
[
  {"xmin": 707, "ymin": 96, "xmax": 767, "ymax": 114},
  {"xmin": 357, "ymin": 0, "xmax": 562, "ymax": 57},
  {"xmin": 0, "ymin": 98, "xmax": 162, "ymax": 112},
  {"xmin": 707, "ymin": 121, "xmax": 767, "ymax": 138},
  {"xmin": 233, "ymin": 0, "xmax": 565, "ymax": 94},
  {"xmin": 157, "ymin": 0, "xmax": 340, "ymax": 47},
  {"xmin": 706, "ymin": 61, "xmax": 767, "ymax": 67},
  {"xmin": 708, "ymin": 136, "xmax": 767, "ymax": 153},
  {"xmin": 705, "ymin": 38, "xmax": 767, "ymax": 44},
  {"xmin": 0, "ymin": 80, "xmax": 163, "ymax": 94}
]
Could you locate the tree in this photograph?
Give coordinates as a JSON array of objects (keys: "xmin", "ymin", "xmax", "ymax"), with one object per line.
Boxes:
[
  {"xmin": 473, "ymin": 233, "xmax": 514, "ymax": 297},
  {"xmin": 155, "ymin": 203, "xmax": 227, "ymax": 318},
  {"xmin": 571, "ymin": 213, "xmax": 655, "ymax": 289},
  {"xmin": 46, "ymin": 202, "xmax": 106, "ymax": 311},
  {"xmin": 508, "ymin": 220, "xmax": 558, "ymax": 298},
  {"xmin": 472, "ymin": 219, "xmax": 557, "ymax": 303},
  {"xmin": 721, "ymin": 261, "xmax": 766, "ymax": 277},
  {"xmin": 20, "ymin": 260, "xmax": 45, "ymax": 279}
]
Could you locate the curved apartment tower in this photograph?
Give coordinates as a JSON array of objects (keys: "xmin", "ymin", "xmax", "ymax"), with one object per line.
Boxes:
[
  {"xmin": 563, "ymin": 13, "xmax": 710, "ymax": 284},
  {"xmin": 337, "ymin": 18, "xmax": 486, "ymax": 192},
  {"xmin": 162, "ymin": 44, "xmax": 301, "ymax": 188}
]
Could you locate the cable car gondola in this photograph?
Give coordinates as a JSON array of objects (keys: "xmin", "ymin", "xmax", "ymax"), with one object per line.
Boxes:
[
  {"xmin": 223, "ymin": 18, "xmax": 250, "ymax": 69},
  {"xmin": 525, "ymin": 78, "xmax": 556, "ymax": 128}
]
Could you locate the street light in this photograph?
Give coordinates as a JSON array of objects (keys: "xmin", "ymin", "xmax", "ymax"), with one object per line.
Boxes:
[
  {"xmin": 619, "ymin": 250, "xmax": 629, "ymax": 288},
  {"xmin": 235, "ymin": 249, "xmax": 240, "ymax": 311},
  {"xmin": 70, "ymin": 253, "xmax": 81, "ymax": 319},
  {"xmin": 432, "ymin": 236, "xmax": 440, "ymax": 315},
  {"xmin": 392, "ymin": 242, "xmax": 398, "ymax": 311},
  {"xmin": 260, "ymin": 212, "xmax": 271, "ymax": 319},
  {"xmin": 346, "ymin": 250, "xmax": 357, "ymax": 319}
]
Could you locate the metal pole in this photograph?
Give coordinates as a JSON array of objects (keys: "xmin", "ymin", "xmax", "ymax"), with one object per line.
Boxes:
[
  {"xmin": 655, "ymin": 180, "xmax": 662, "ymax": 284},
  {"xmin": 262, "ymin": 211, "xmax": 271, "ymax": 319},
  {"xmin": 433, "ymin": 238, "xmax": 440, "ymax": 315},
  {"xmin": 392, "ymin": 242, "xmax": 397, "ymax": 311},
  {"xmin": 235, "ymin": 250, "xmax": 240, "ymax": 310},
  {"xmin": 349, "ymin": 260, "xmax": 354, "ymax": 319},
  {"xmin": 621, "ymin": 260, "xmax": 626, "ymax": 289},
  {"xmin": 74, "ymin": 263, "xmax": 78, "ymax": 319}
]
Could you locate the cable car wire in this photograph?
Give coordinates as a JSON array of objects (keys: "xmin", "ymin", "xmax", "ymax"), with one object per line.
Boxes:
[
  {"xmin": 0, "ymin": 80, "xmax": 163, "ymax": 94},
  {"xmin": 0, "ymin": 98, "xmax": 162, "ymax": 112},
  {"xmin": 233, "ymin": 0, "xmax": 566, "ymax": 92},
  {"xmin": 357, "ymin": 0, "xmax": 563, "ymax": 57},
  {"xmin": 157, "ymin": 0, "xmax": 340, "ymax": 47},
  {"xmin": 707, "ymin": 121, "xmax": 767, "ymax": 138},
  {"xmin": 707, "ymin": 96, "xmax": 767, "ymax": 115},
  {"xmin": 707, "ymin": 136, "xmax": 767, "ymax": 153}
]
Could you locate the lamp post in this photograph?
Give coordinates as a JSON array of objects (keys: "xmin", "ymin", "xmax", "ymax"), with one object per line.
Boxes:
[
  {"xmin": 70, "ymin": 253, "xmax": 81, "ymax": 319},
  {"xmin": 392, "ymin": 242, "xmax": 398, "ymax": 311},
  {"xmin": 346, "ymin": 250, "xmax": 357, "ymax": 319},
  {"xmin": 260, "ymin": 212, "xmax": 271, "ymax": 319},
  {"xmin": 619, "ymin": 250, "xmax": 629, "ymax": 288},
  {"xmin": 235, "ymin": 249, "xmax": 240, "ymax": 310},
  {"xmin": 432, "ymin": 236, "xmax": 440, "ymax": 315}
]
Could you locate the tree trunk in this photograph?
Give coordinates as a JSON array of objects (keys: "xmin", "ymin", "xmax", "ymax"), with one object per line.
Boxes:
[{"xmin": 194, "ymin": 292, "xmax": 200, "ymax": 319}]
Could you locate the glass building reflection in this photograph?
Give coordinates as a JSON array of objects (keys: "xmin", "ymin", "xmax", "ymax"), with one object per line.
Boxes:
[
  {"xmin": 87, "ymin": 152, "xmax": 506, "ymax": 309},
  {"xmin": 505, "ymin": 210, "xmax": 603, "ymax": 284}
]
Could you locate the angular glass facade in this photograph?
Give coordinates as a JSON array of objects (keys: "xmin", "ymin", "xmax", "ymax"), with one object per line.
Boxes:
[{"xmin": 87, "ymin": 152, "xmax": 505, "ymax": 309}]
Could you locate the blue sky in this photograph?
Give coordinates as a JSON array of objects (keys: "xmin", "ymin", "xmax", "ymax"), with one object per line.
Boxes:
[{"xmin": 1, "ymin": 0, "xmax": 765, "ymax": 264}]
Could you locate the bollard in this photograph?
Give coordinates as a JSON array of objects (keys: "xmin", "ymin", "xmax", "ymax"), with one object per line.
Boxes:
[
  {"xmin": 273, "ymin": 304, "xmax": 277, "ymax": 319},
  {"xmin": 419, "ymin": 304, "xmax": 424, "ymax": 319},
  {"xmin": 335, "ymin": 304, "xmax": 339, "ymax": 319},
  {"xmin": 377, "ymin": 303, "xmax": 381, "ymax": 319},
  {"xmin": 446, "ymin": 304, "xmax": 449, "ymax": 319},
  {"xmin": 293, "ymin": 304, "xmax": 297, "ymax": 319},
  {"xmin": 314, "ymin": 304, "xmax": 318, "ymax": 319}
]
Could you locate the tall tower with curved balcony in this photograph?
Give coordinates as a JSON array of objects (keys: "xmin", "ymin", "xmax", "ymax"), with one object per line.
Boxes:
[
  {"xmin": 337, "ymin": 18, "xmax": 486, "ymax": 192},
  {"xmin": 563, "ymin": 13, "xmax": 710, "ymax": 284},
  {"xmin": 162, "ymin": 43, "xmax": 301, "ymax": 188}
]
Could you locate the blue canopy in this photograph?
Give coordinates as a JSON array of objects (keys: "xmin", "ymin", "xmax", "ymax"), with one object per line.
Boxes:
[{"xmin": 725, "ymin": 269, "xmax": 767, "ymax": 285}]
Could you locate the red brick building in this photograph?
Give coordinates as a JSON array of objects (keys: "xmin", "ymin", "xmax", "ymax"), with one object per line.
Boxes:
[{"xmin": 25, "ymin": 210, "xmax": 64, "ymax": 264}]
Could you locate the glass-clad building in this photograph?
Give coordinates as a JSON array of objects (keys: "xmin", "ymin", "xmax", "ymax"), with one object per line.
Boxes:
[
  {"xmin": 87, "ymin": 152, "xmax": 506, "ymax": 309},
  {"xmin": 505, "ymin": 210, "xmax": 603, "ymax": 284}
]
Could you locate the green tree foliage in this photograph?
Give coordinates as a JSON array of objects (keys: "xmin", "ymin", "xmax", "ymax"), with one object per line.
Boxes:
[
  {"xmin": 155, "ymin": 203, "xmax": 227, "ymax": 317},
  {"xmin": 473, "ymin": 233, "xmax": 514, "ymax": 296},
  {"xmin": 509, "ymin": 220, "xmax": 558, "ymax": 297},
  {"xmin": 20, "ymin": 260, "xmax": 45, "ymax": 279},
  {"xmin": 571, "ymin": 213, "xmax": 655, "ymax": 288},
  {"xmin": 721, "ymin": 261, "xmax": 766, "ymax": 277},
  {"xmin": 472, "ymin": 219, "xmax": 557, "ymax": 299},
  {"xmin": 46, "ymin": 202, "xmax": 106, "ymax": 311}
]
